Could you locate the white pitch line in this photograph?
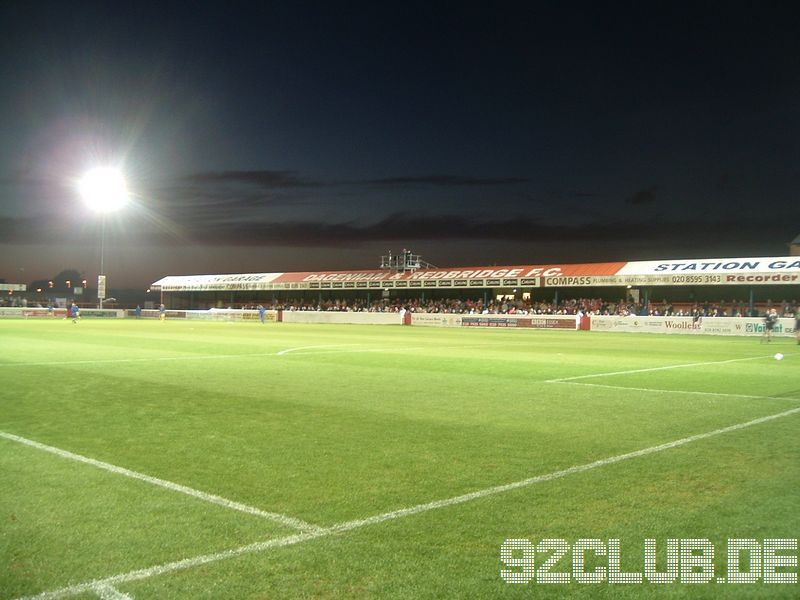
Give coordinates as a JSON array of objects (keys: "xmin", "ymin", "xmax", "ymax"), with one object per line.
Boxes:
[
  {"xmin": 545, "ymin": 354, "xmax": 774, "ymax": 383},
  {"xmin": 92, "ymin": 584, "xmax": 133, "ymax": 600},
  {"xmin": 275, "ymin": 344, "xmax": 357, "ymax": 356},
  {"xmin": 279, "ymin": 348, "xmax": 396, "ymax": 356},
  {"xmin": 274, "ymin": 344, "xmax": 500, "ymax": 357},
  {"xmin": 277, "ymin": 346, "xmax": 433, "ymax": 357},
  {"xmin": 550, "ymin": 381, "xmax": 800, "ymax": 402},
  {"xmin": 0, "ymin": 432, "xmax": 321, "ymax": 534},
  {"xmin": 275, "ymin": 343, "xmax": 526, "ymax": 358},
  {"xmin": 19, "ymin": 404, "xmax": 800, "ymax": 600}
]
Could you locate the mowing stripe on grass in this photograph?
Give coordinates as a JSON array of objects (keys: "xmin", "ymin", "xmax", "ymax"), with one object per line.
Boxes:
[
  {"xmin": 0, "ymin": 343, "xmax": 502, "ymax": 368},
  {"xmin": 19, "ymin": 404, "xmax": 800, "ymax": 600},
  {"xmin": 0, "ymin": 431, "xmax": 321, "ymax": 534},
  {"xmin": 0, "ymin": 354, "xmax": 278, "ymax": 368},
  {"xmin": 0, "ymin": 348, "xmax": 367, "ymax": 367},
  {"xmin": 550, "ymin": 381, "xmax": 800, "ymax": 402},
  {"xmin": 545, "ymin": 353, "xmax": 775, "ymax": 383}
]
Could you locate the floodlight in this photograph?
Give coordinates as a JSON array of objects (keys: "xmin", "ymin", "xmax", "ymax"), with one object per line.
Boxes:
[
  {"xmin": 78, "ymin": 166, "xmax": 129, "ymax": 308},
  {"xmin": 79, "ymin": 167, "xmax": 128, "ymax": 213}
]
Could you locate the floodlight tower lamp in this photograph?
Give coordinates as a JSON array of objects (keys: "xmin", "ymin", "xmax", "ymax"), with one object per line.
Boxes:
[
  {"xmin": 79, "ymin": 167, "xmax": 129, "ymax": 309},
  {"xmin": 79, "ymin": 167, "xmax": 129, "ymax": 213}
]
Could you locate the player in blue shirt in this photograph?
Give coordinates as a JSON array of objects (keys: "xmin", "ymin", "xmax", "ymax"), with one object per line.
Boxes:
[
  {"xmin": 258, "ymin": 304, "xmax": 266, "ymax": 324},
  {"xmin": 70, "ymin": 302, "xmax": 80, "ymax": 323}
]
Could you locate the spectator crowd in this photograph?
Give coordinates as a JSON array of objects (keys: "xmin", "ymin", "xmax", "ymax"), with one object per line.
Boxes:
[{"xmin": 240, "ymin": 297, "xmax": 797, "ymax": 318}]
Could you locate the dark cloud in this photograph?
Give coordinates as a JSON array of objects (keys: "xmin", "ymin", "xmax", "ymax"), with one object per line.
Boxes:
[
  {"xmin": 183, "ymin": 170, "xmax": 320, "ymax": 188},
  {"xmin": 625, "ymin": 187, "xmax": 658, "ymax": 205},
  {"xmin": 177, "ymin": 213, "xmax": 796, "ymax": 257},
  {"xmin": 363, "ymin": 175, "xmax": 529, "ymax": 187},
  {"xmin": 0, "ymin": 170, "xmax": 55, "ymax": 188},
  {"xmin": 0, "ymin": 171, "xmax": 27, "ymax": 186},
  {"xmin": 143, "ymin": 174, "xmax": 326, "ymax": 225},
  {"xmin": 0, "ymin": 214, "xmax": 80, "ymax": 241},
  {"xmin": 0, "ymin": 215, "xmax": 36, "ymax": 239},
  {"xmin": 182, "ymin": 171, "xmax": 529, "ymax": 190},
  {"xmin": 5, "ymin": 208, "xmax": 793, "ymax": 256},
  {"xmin": 133, "ymin": 171, "xmax": 535, "ymax": 222},
  {"xmin": 153, "ymin": 185, "xmax": 312, "ymax": 215}
]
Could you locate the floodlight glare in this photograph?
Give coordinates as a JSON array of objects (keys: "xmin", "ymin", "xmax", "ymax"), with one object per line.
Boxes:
[
  {"xmin": 78, "ymin": 166, "xmax": 129, "ymax": 308},
  {"xmin": 79, "ymin": 167, "xmax": 128, "ymax": 213}
]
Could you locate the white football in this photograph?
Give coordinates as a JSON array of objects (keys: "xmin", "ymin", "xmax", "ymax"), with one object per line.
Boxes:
[{"xmin": 774, "ymin": 353, "xmax": 784, "ymax": 361}]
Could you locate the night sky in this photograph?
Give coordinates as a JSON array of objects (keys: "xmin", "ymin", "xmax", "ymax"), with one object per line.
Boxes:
[{"xmin": 1, "ymin": 2, "xmax": 799, "ymax": 290}]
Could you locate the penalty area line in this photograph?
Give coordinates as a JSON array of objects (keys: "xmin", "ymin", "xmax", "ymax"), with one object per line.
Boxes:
[
  {"xmin": 0, "ymin": 431, "xmax": 321, "ymax": 534},
  {"xmin": 545, "ymin": 354, "xmax": 775, "ymax": 383},
  {"xmin": 19, "ymin": 404, "xmax": 800, "ymax": 600},
  {"xmin": 548, "ymin": 381, "xmax": 800, "ymax": 402}
]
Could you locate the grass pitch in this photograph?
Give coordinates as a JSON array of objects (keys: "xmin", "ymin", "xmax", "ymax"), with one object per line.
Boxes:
[{"xmin": 1, "ymin": 318, "xmax": 799, "ymax": 599}]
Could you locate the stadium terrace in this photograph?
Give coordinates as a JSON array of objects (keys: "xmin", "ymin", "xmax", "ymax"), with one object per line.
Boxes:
[
  {"xmin": 147, "ymin": 255, "xmax": 800, "ymax": 318},
  {"xmin": 151, "ymin": 255, "xmax": 800, "ymax": 294}
]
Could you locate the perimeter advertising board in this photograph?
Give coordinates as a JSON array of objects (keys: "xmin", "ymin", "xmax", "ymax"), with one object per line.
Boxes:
[
  {"xmin": 410, "ymin": 314, "xmax": 578, "ymax": 329},
  {"xmin": 0, "ymin": 308, "xmax": 124, "ymax": 318},
  {"xmin": 590, "ymin": 316, "xmax": 796, "ymax": 337}
]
